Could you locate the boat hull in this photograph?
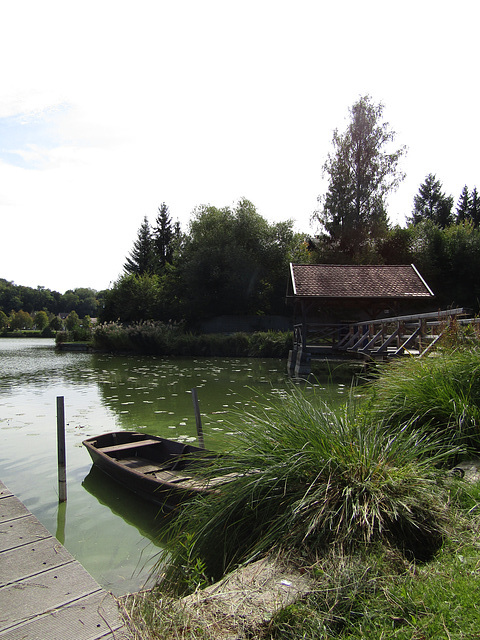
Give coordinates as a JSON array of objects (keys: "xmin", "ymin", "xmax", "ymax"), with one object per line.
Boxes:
[{"xmin": 82, "ymin": 431, "xmax": 214, "ymax": 508}]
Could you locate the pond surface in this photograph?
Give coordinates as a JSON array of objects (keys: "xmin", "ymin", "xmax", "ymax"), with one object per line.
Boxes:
[{"xmin": 0, "ymin": 338, "xmax": 350, "ymax": 594}]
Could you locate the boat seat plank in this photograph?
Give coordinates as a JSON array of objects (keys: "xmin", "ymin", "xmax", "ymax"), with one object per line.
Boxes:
[
  {"xmin": 202, "ymin": 472, "xmax": 239, "ymax": 486},
  {"xmin": 117, "ymin": 457, "xmax": 196, "ymax": 481},
  {"xmin": 98, "ymin": 439, "xmax": 160, "ymax": 453},
  {"xmin": 152, "ymin": 470, "xmax": 194, "ymax": 484},
  {"xmin": 117, "ymin": 457, "xmax": 164, "ymax": 473}
]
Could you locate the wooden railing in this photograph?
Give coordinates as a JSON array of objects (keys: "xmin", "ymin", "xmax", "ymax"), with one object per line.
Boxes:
[{"xmin": 293, "ymin": 308, "xmax": 479, "ymax": 360}]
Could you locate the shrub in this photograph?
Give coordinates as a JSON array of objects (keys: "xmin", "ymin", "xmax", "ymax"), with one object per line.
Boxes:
[
  {"xmin": 366, "ymin": 347, "xmax": 480, "ymax": 452},
  {"xmin": 55, "ymin": 331, "xmax": 68, "ymax": 344},
  {"xmin": 157, "ymin": 389, "xmax": 455, "ymax": 593},
  {"xmin": 92, "ymin": 322, "xmax": 135, "ymax": 351},
  {"xmin": 92, "ymin": 322, "xmax": 291, "ymax": 358},
  {"xmin": 249, "ymin": 331, "xmax": 291, "ymax": 357}
]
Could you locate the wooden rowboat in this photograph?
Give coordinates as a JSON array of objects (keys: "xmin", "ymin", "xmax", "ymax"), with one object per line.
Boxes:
[{"xmin": 82, "ymin": 431, "xmax": 221, "ymax": 508}]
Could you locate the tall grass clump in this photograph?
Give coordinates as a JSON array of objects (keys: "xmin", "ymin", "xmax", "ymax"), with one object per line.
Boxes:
[
  {"xmin": 92, "ymin": 321, "xmax": 184, "ymax": 353},
  {"xmin": 93, "ymin": 322, "xmax": 292, "ymax": 357},
  {"xmin": 157, "ymin": 389, "xmax": 455, "ymax": 594},
  {"xmin": 248, "ymin": 331, "xmax": 292, "ymax": 357},
  {"xmin": 366, "ymin": 347, "xmax": 480, "ymax": 452}
]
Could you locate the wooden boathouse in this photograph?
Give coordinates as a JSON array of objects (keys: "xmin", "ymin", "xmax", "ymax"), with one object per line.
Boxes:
[{"xmin": 285, "ymin": 263, "xmax": 465, "ymax": 375}]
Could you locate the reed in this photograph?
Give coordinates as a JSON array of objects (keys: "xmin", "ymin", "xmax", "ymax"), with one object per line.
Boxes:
[
  {"xmin": 92, "ymin": 321, "xmax": 292, "ymax": 357},
  {"xmin": 366, "ymin": 347, "xmax": 480, "ymax": 451},
  {"xmin": 157, "ymin": 389, "xmax": 455, "ymax": 593}
]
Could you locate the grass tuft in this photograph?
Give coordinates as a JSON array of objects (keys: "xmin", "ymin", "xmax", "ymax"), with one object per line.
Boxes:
[
  {"xmin": 366, "ymin": 347, "xmax": 480, "ymax": 452},
  {"xmin": 156, "ymin": 389, "xmax": 456, "ymax": 594}
]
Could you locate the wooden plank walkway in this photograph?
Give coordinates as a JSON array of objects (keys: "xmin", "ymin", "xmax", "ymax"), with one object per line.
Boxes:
[
  {"xmin": 289, "ymin": 308, "xmax": 480, "ymax": 375},
  {"xmin": 0, "ymin": 480, "xmax": 131, "ymax": 640}
]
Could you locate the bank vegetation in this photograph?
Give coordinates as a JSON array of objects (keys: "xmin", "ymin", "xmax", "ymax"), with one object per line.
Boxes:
[
  {"xmin": 90, "ymin": 321, "xmax": 292, "ymax": 358},
  {"xmin": 121, "ymin": 342, "xmax": 480, "ymax": 639}
]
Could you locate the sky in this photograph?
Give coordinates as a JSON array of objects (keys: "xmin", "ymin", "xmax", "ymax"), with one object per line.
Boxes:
[{"xmin": 0, "ymin": 1, "xmax": 478, "ymax": 294}]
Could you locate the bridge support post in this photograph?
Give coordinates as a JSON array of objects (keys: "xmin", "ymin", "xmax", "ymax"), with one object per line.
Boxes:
[
  {"xmin": 294, "ymin": 349, "xmax": 311, "ymax": 377},
  {"xmin": 287, "ymin": 349, "xmax": 297, "ymax": 375}
]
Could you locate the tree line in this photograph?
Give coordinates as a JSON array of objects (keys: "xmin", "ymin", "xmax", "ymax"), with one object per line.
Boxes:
[
  {"xmin": 0, "ymin": 307, "xmax": 92, "ymax": 337},
  {"xmin": 101, "ymin": 199, "xmax": 305, "ymax": 326},
  {"xmin": 0, "ymin": 280, "xmax": 104, "ymax": 333},
  {"xmin": 105, "ymin": 133, "xmax": 480, "ymax": 326},
  {"xmin": 0, "ymin": 280, "xmax": 104, "ymax": 316},
  {"xmin": 3, "ymin": 95, "xmax": 479, "ymax": 330}
]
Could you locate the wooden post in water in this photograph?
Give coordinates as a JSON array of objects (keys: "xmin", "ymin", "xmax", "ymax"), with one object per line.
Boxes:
[
  {"xmin": 191, "ymin": 387, "xmax": 205, "ymax": 449},
  {"xmin": 56, "ymin": 396, "xmax": 67, "ymax": 502}
]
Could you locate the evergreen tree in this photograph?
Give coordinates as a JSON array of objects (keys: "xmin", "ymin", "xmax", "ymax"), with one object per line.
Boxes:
[
  {"xmin": 315, "ymin": 95, "xmax": 406, "ymax": 258},
  {"xmin": 470, "ymin": 187, "xmax": 480, "ymax": 227},
  {"xmin": 152, "ymin": 203, "xmax": 174, "ymax": 270},
  {"xmin": 124, "ymin": 216, "xmax": 156, "ymax": 275},
  {"xmin": 456, "ymin": 185, "xmax": 470, "ymax": 223},
  {"xmin": 409, "ymin": 174, "xmax": 453, "ymax": 228}
]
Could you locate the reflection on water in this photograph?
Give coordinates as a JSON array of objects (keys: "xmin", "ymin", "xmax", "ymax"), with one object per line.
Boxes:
[
  {"xmin": 82, "ymin": 465, "xmax": 171, "ymax": 544},
  {"xmin": 92, "ymin": 354, "xmax": 297, "ymax": 448},
  {"xmin": 0, "ymin": 338, "xmax": 351, "ymax": 594}
]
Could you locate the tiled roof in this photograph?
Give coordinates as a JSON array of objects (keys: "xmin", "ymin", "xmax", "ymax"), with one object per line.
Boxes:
[{"xmin": 289, "ymin": 264, "xmax": 434, "ymax": 299}]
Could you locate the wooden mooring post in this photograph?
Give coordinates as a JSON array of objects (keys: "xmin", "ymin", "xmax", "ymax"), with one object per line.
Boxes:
[
  {"xmin": 191, "ymin": 387, "xmax": 205, "ymax": 449},
  {"xmin": 56, "ymin": 396, "xmax": 67, "ymax": 502}
]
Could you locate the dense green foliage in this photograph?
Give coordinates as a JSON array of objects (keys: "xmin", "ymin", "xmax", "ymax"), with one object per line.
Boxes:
[
  {"xmin": 366, "ymin": 347, "xmax": 480, "ymax": 452},
  {"xmin": 101, "ymin": 273, "xmax": 168, "ymax": 323},
  {"xmin": 408, "ymin": 173, "xmax": 454, "ymax": 228},
  {"xmin": 153, "ymin": 203, "xmax": 176, "ymax": 269},
  {"xmin": 124, "ymin": 216, "xmax": 157, "ymax": 276},
  {"xmin": 382, "ymin": 220, "xmax": 480, "ymax": 311},
  {"xmin": 0, "ymin": 278, "xmax": 104, "ymax": 318},
  {"xmin": 124, "ymin": 204, "xmax": 179, "ymax": 276},
  {"xmin": 177, "ymin": 199, "xmax": 296, "ymax": 320},
  {"xmin": 92, "ymin": 320, "xmax": 291, "ymax": 357},
  {"xmin": 103, "ymin": 199, "xmax": 300, "ymax": 326}
]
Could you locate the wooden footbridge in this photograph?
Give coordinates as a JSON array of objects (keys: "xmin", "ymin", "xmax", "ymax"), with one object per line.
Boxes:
[{"xmin": 288, "ymin": 308, "xmax": 479, "ymax": 376}]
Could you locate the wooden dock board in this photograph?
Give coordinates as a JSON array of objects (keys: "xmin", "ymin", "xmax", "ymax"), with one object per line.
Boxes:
[{"xmin": 0, "ymin": 480, "xmax": 131, "ymax": 640}]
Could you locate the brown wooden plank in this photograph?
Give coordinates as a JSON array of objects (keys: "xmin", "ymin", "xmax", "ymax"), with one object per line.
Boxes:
[
  {"xmin": 152, "ymin": 470, "xmax": 194, "ymax": 484},
  {"xmin": 117, "ymin": 457, "xmax": 164, "ymax": 473},
  {"xmin": 97, "ymin": 439, "xmax": 160, "ymax": 453},
  {"xmin": 0, "ymin": 561, "xmax": 102, "ymax": 629},
  {"xmin": 0, "ymin": 482, "xmax": 131, "ymax": 639}
]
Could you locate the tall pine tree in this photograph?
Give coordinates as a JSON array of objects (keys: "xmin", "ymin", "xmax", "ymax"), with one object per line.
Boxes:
[
  {"xmin": 409, "ymin": 174, "xmax": 453, "ymax": 228},
  {"xmin": 456, "ymin": 185, "xmax": 470, "ymax": 223},
  {"xmin": 470, "ymin": 187, "xmax": 480, "ymax": 227},
  {"xmin": 124, "ymin": 216, "xmax": 156, "ymax": 275},
  {"xmin": 152, "ymin": 203, "xmax": 174, "ymax": 270}
]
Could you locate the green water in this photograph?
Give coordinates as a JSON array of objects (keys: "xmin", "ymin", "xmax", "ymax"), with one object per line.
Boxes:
[{"xmin": 0, "ymin": 338, "xmax": 349, "ymax": 594}]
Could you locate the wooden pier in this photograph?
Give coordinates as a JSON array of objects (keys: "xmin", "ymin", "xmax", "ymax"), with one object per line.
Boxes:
[
  {"xmin": 288, "ymin": 308, "xmax": 479, "ymax": 375},
  {"xmin": 0, "ymin": 480, "xmax": 131, "ymax": 640}
]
